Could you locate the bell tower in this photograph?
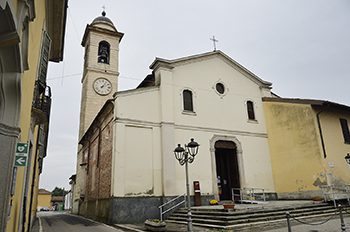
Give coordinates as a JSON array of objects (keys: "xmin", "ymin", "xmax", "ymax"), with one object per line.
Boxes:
[{"xmin": 78, "ymin": 11, "xmax": 123, "ymax": 139}]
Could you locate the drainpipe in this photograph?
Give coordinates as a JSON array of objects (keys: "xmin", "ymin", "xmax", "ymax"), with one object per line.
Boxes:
[{"xmin": 316, "ymin": 110, "xmax": 327, "ymax": 159}]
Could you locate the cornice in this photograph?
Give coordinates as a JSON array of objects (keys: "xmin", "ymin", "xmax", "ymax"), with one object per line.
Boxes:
[
  {"xmin": 0, "ymin": 122, "xmax": 20, "ymax": 137},
  {"xmin": 114, "ymin": 118, "xmax": 268, "ymax": 138}
]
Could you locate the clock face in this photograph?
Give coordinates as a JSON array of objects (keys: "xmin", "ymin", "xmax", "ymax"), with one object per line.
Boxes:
[{"xmin": 93, "ymin": 78, "xmax": 112, "ymax": 95}]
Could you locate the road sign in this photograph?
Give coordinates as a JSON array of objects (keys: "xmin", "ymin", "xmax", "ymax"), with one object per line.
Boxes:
[
  {"xmin": 15, "ymin": 156, "xmax": 27, "ymax": 167},
  {"xmin": 16, "ymin": 142, "xmax": 29, "ymax": 155}
]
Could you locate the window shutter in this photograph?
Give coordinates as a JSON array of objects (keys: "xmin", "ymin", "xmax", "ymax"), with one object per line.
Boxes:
[
  {"xmin": 38, "ymin": 31, "xmax": 51, "ymax": 87},
  {"xmin": 340, "ymin": 118, "xmax": 350, "ymax": 144}
]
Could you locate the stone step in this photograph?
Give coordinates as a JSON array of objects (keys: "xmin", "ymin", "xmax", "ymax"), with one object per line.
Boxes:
[
  {"xmin": 167, "ymin": 211, "xmax": 338, "ymax": 230},
  {"xmin": 168, "ymin": 208, "xmax": 337, "ymax": 226},
  {"xmin": 166, "ymin": 203, "xmax": 349, "ymax": 229},
  {"xmin": 170, "ymin": 207, "xmax": 336, "ymax": 222},
  {"xmin": 174, "ymin": 204, "xmax": 333, "ymax": 218},
  {"xmin": 177, "ymin": 202, "xmax": 330, "ymax": 215}
]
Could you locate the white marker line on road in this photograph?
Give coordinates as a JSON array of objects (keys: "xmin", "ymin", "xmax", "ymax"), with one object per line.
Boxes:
[{"xmin": 38, "ymin": 216, "xmax": 43, "ymax": 232}]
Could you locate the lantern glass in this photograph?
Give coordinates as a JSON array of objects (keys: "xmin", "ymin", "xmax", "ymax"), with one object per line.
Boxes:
[
  {"xmin": 187, "ymin": 138, "xmax": 199, "ymax": 156},
  {"xmin": 174, "ymin": 144, "xmax": 185, "ymax": 161}
]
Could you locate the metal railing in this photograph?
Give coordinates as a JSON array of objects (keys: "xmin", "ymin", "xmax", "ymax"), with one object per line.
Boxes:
[
  {"xmin": 232, "ymin": 187, "xmax": 266, "ymax": 203},
  {"xmin": 159, "ymin": 194, "xmax": 186, "ymax": 221},
  {"xmin": 320, "ymin": 185, "xmax": 350, "ymax": 207},
  {"xmin": 32, "ymin": 81, "xmax": 52, "ymax": 119}
]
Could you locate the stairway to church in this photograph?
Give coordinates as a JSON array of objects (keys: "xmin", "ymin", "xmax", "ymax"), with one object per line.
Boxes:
[{"xmin": 166, "ymin": 202, "xmax": 349, "ymax": 231}]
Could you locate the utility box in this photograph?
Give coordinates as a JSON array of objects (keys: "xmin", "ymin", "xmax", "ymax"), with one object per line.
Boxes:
[{"xmin": 193, "ymin": 181, "xmax": 201, "ymax": 206}]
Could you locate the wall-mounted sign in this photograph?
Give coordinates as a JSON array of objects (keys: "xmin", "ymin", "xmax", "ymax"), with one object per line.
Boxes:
[
  {"xmin": 15, "ymin": 156, "xmax": 27, "ymax": 167},
  {"xmin": 15, "ymin": 142, "xmax": 29, "ymax": 167},
  {"xmin": 16, "ymin": 143, "xmax": 29, "ymax": 155}
]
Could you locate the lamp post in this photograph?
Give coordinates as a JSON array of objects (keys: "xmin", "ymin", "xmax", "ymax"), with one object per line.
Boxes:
[
  {"xmin": 174, "ymin": 138, "xmax": 199, "ymax": 232},
  {"xmin": 345, "ymin": 153, "xmax": 350, "ymax": 165}
]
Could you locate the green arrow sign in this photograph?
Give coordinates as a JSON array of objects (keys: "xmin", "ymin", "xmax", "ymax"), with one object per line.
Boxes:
[
  {"xmin": 16, "ymin": 142, "xmax": 29, "ymax": 155},
  {"xmin": 15, "ymin": 155, "xmax": 27, "ymax": 167}
]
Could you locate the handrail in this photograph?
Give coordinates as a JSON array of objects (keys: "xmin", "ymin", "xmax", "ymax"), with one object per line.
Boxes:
[
  {"xmin": 320, "ymin": 185, "xmax": 350, "ymax": 207},
  {"xmin": 232, "ymin": 187, "xmax": 266, "ymax": 203},
  {"xmin": 159, "ymin": 194, "xmax": 186, "ymax": 221}
]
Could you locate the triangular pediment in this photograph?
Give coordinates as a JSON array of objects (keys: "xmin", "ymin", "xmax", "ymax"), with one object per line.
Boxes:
[{"xmin": 149, "ymin": 50, "xmax": 272, "ymax": 88}]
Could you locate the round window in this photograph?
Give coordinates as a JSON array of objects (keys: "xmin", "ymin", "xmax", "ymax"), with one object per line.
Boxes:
[{"xmin": 216, "ymin": 83, "xmax": 225, "ymax": 94}]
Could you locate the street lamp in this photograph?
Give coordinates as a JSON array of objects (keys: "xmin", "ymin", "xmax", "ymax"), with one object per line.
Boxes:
[
  {"xmin": 345, "ymin": 153, "xmax": 350, "ymax": 165},
  {"xmin": 174, "ymin": 138, "xmax": 199, "ymax": 232}
]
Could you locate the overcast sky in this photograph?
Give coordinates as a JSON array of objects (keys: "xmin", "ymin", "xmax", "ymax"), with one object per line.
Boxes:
[{"xmin": 41, "ymin": 0, "xmax": 350, "ymax": 191}]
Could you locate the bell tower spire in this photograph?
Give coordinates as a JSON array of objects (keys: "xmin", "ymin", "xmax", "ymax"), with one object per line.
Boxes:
[{"xmin": 78, "ymin": 12, "xmax": 124, "ymax": 140}]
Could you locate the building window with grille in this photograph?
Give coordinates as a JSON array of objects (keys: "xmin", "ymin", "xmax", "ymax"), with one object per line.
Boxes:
[
  {"xmin": 183, "ymin": 90, "xmax": 194, "ymax": 112},
  {"xmin": 247, "ymin": 101, "xmax": 256, "ymax": 120},
  {"xmin": 340, "ymin": 118, "xmax": 350, "ymax": 144},
  {"xmin": 98, "ymin": 41, "xmax": 110, "ymax": 64}
]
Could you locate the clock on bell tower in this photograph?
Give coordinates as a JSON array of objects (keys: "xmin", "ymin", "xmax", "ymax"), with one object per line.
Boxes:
[{"xmin": 78, "ymin": 11, "xmax": 123, "ymax": 140}]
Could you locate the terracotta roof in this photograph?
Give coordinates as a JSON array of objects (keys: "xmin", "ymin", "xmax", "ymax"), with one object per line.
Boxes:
[
  {"xmin": 38, "ymin": 189, "xmax": 51, "ymax": 195},
  {"xmin": 51, "ymin": 196, "xmax": 64, "ymax": 202},
  {"xmin": 137, "ymin": 74, "xmax": 155, "ymax": 88}
]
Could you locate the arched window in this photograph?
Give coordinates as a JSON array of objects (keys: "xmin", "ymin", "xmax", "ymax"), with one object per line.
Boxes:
[
  {"xmin": 183, "ymin": 90, "xmax": 193, "ymax": 112},
  {"xmin": 247, "ymin": 101, "xmax": 255, "ymax": 120},
  {"xmin": 98, "ymin": 41, "xmax": 110, "ymax": 64}
]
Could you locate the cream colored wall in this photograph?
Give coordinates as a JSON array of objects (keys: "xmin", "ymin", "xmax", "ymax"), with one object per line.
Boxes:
[
  {"xmin": 37, "ymin": 194, "xmax": 51, "ymax": 208},
  {"xmin": 115, "ymin": 87, "xmax": 160, "ymax": 122},
  {"xmin": 113, "ymin": 88, "xmax": 162, "ymax": 197},
  {"xmin": 112, "ymin": 55, "xmax": 275, "ymax": 197},
  {"xmin": 263, "ymin": 102, "xmax": 325, "ymax": 195},
  {"xmin": 7, "ymin": 0, "xmax": 47, "ymax": 231},
  {"xmin": 319, "ymin": 111, "xmax": 350, "ymax": 186},
  {"xmin": 79, "ymin": 22, "xmax": 120, "ymax": 139},
  {"xmin": 84, "ymin": 27, "xmax": 120, "ymax": 75},
  {"xmin": 168, "ymin": 56, "xmax": 274, "ymax": 196},
  {"xmin": 112, "ymin": 123, "xmax": 162, "ymax": 197},
  {"xmin": 171, "ymin": 56, "xmax": 270, "ymax": 134},
  {"xmin": 172, "ymin": 129, "xmax": 275, "ymax": 197}
]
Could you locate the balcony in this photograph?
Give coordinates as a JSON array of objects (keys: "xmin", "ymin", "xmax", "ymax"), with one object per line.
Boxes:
[{"xmin": 32, "ymin": 81, "xmax": 52, "ymax": 124}]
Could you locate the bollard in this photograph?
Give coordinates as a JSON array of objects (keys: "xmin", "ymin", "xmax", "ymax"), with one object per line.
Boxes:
[
  {"xmin": 286, "ymin": 211, "xmax": 292, "ymax": 232},
  {"xmin": 338, "ymin": 204, "xmax": 346, "ymax": 232}
]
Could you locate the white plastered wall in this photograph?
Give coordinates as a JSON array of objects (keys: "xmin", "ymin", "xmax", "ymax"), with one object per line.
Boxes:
[{"xmin": 111, "ymin": 54, "xmax": 275, "ymax": 198}]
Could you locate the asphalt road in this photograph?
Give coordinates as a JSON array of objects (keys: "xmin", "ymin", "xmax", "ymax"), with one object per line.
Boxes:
[{"xmin": 35, "ymin": 212, "xmax": 127, "ymax": 232}]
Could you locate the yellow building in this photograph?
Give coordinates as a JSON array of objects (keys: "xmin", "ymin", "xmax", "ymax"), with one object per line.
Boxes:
[
  {"xmin": 0, "ymin": 0, "xmax": 67, "ymax": 231},
  {"xmin": 37, "ymin": 189, "xmax": 52, "ymax": 210},
  {"xmin": 263, "ymin": 98, "xmax": 350, "ymax": 199}
]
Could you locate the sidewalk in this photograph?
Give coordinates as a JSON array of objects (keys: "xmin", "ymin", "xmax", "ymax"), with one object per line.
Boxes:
[{"xmin": 30, "ymin": 217, "xmax": 39, "ymax": 232}]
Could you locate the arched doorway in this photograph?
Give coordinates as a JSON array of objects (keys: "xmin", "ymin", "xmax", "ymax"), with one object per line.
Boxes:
[{"xmin": 215, "ymin": 140, "xmax": 240, "ymax": 201}]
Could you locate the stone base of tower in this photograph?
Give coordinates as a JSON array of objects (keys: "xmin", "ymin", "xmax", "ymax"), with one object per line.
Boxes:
[{"xmin": 78, "ymin": 195, "xmax": 214, "ymax": 224}]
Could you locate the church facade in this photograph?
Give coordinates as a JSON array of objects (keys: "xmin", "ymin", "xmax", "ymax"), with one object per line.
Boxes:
[{"xmin": 74, "ymin": 12, "xmax": 277, "ymax": 223}]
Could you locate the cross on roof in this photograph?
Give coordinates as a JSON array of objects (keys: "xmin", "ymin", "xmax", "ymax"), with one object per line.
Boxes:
[
  {"xmin": 101, "ymin": 5, "xmax": 107, "ymax": 16},
  {"xmin": 210, "ymin": 36, "xmax": 218, "ymax": 51}
]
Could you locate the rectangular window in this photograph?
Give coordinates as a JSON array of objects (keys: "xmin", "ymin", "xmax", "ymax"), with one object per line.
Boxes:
[
  {"xmin": 183, "ymin": 90, "xmax": 193, "ymax": 112},
  {"xmin": 340, "ymin": 118, "xmax": 350, "ymax": 144},
  {"xmin": 247, "ymin": 101, "xmax": 256, "ymax": 120}
]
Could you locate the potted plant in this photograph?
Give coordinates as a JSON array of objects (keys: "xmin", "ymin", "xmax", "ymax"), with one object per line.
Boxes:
[
  {"xmin": 209, "ymin": 199, "xmax": 219, "ymax": 205},
  {"xmin": 144, "ymin": 219, "xmax": 166, "ymax": 232}
]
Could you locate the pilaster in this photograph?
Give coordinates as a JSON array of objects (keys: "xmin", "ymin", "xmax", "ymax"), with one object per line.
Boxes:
[{"xmin": 157, "ymin": 68, "xmax": 177, "ymax": 196}]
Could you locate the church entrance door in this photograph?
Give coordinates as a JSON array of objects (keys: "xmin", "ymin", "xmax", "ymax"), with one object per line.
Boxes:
[{"xmin": 215, "ymin": 140, "xmax": 240, "ymax": 201}]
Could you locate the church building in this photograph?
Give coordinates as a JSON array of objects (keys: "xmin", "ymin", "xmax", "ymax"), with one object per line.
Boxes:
[{"xmin": 74, "ymin": 12, "xmax": 277, "ymax": 223}]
